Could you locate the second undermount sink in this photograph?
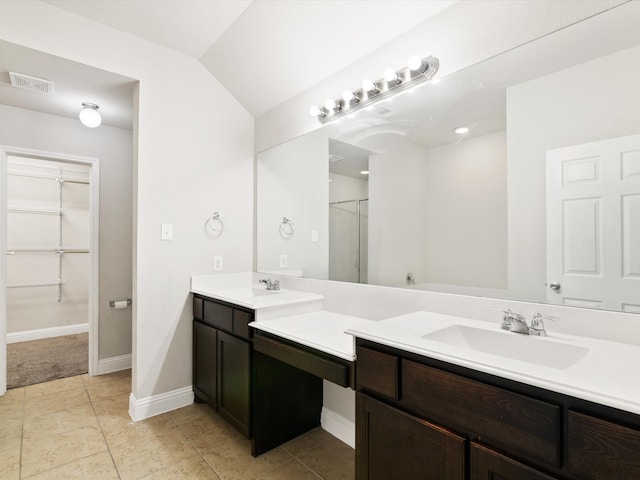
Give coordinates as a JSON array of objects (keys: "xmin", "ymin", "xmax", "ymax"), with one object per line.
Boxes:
[{"xmin": 422, "ymin": 324, "xmax": 589, "ymax": 370}]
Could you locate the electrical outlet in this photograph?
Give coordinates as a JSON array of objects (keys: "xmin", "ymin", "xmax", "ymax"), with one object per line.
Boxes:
[
  {"xmin": 279, "ymin": 254, "xmax": 287, "ymax": 268},
  {"xmin": 161, "ymin": 223, "xmax": 173, "ymax": 240},
  {"xmin": 214, "ymin": 256, "xmax": 223, "ymax": 271}
]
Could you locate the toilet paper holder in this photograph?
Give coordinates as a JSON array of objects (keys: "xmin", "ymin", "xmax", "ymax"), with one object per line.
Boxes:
[{"xmin": 109, "ymin": 298, "xmax": 132, "ymax": 308}]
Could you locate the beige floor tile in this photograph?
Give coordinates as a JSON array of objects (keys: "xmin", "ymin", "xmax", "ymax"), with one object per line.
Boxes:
[
  {"xmin": 81, "ymin": 369, "xmax": 131, "ymax": 387},
  {"xmin": 282, "ymin": 427, "xmax": 335, "ymax": 457},
  {"xmin": 144, "ymin": 453, "xmax": 221, "ymax": 480},
  {"xmin": 175, "ymin": 408, "xmax": 243, "ymax": 452},
  {"xmin": 255, "ymin": 458, "xmax": 321, "ymax": 480},
  {"xmin": 24, "ymin": 375, "xmax": 85, "ymax": 400},
  {"xmin": 201, "ymin": 435, "xmax": 292, "ymax": 480},
  {"xmin": 296, "ymin": 436, "xmax": 355, "ymax": 480},
  {"xmin": 0, "ymin": 444, "xmax": 20, "ymax": 480},
  {"xmin": 25, "ymin": 451, "xmax": 119, "ymax": 480},
  {"xmin": 92, "ymin": 395, "xmax": 130, "ymax": 422},
  {"xmin": 24, "ymin": 385, "xmax": 90, "ymax": 418},
  {"xmin": 0, "ymin": 426, "xmax": 22, "ymax": 455},
  {"xmin": 85, "ymin": 376, "xmax": 131, "ymax": 401},
  {"xmin": 23, "ymin": 402, "xmax": 98, "ymax": 441},
  {"xmin": 21, "ymin": 424, "xmax": 108, "ymax": 478},
  {"xmin": 101, "ymin": 412, "xmax": 181, "ymax": 449},
  {"xmin": 0, "ymin": 387, "xmax": 25, "ymax": 406},
  {"xmin": 110, "ymin": 429, "xmax": 198, "ymax": 480}
]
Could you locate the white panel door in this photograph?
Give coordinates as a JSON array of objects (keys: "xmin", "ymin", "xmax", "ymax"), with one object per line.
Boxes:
[{"xmin": 546, "ymin": 134, "xmax": 640, "ymax": 311}]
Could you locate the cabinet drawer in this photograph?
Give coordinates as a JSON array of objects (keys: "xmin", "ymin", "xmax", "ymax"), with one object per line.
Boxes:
[
  {"xmin": 254, "ymin": 333, "xmax": 351, "ymax": 387},
  {"xmin": 233, "ymin": 309, "xmax": 252, "ymax": 339},
  {"xmin": 203, "ymin": 300, "xmax": 233, "ymax": 331},
  {"xmin": 193, "ymin": 296, "xmax": 204, "ymax": 321},
  {"xmin": 402, "ymin": 360, "xmax": 560, "ymax": 468},
  {"xmin": 356, "ymin": 346, "xmax": 399, "ymax": 400},
  {"xmin": 568, "ymin": 410, "xmax": 640, "ymax": 480},
  {"xmin": 470, "ymin": 442, "xmax": 560, "ymax": 480}
]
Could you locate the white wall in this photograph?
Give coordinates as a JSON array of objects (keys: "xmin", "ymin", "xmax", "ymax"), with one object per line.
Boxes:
[
  {"xmin": 0, "ymin": 2, "xmax": 254, "ymax": 404},
  {"xmin": 256, "ymin": 128, "xmax": 328, "ymax": 279},
  {"xmin": 0, "ymin": 105, "xmax": 132, "ymax": 360},
  {"xmin": 507, "ymin": 44, "xmax": 640, "ymax": 302},
  {"xmin": 329, "ymin": 173, "xmax": 368, "ymax": 204},
  {"xmin": 368, "ymin": 138, "xmax": 430, "ymax": 287},
  {"xmin": 424, "ymin": 131, "xmax": 507, "ymax": 289}
]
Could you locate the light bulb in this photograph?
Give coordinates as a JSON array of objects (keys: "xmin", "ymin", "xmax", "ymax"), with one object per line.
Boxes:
[
  {"xmin": 342, "ymin": 90, "xmax": 355, "ymax": 102},
  {"xmin": 454, "ymin": 126, "xmax": 470, "ymax": 134},
  {"xmin": 362, "ymin": 78, "xmax": 376, "ymax": 92},
  {"xmin": 383, "ymin": 68, "xmax": 398, "ymax": 83},
  {"xmin": 79, "ymin": 103, "xmax": 101, "ymax": 128},
  {"xmin": 360, "ymin": 170, "xmax": 370, "ymax": 175},
  {"xmin": 325, "ymin": 99, "xmax": 336, "ymax": 110},
  {"xmin": 408, "ymin": 56, "xmax": 423, "ymax": 71},
  {"xmin": 309, "ymin": 105, "xmax": 321, "ymax": 116}
]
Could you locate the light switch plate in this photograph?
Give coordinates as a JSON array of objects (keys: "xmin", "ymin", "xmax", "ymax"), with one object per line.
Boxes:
[
  {"xmin": 279, "ymin": 254, "xmax": 287, "ymax": 268},
  {"xmin": 161, "ymin": 223, "xmax": 173, "ymax": 240},
  {"xmin": 214, "ymin": 256, "xmax": 223, "ymax": 271},
  {"xmin": 311, "ymin": 230, "xmax": 319, "ymax": 243}
]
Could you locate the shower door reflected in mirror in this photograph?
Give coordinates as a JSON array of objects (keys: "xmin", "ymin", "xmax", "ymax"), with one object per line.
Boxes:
[{"xmin": 329, "ymin": 199, "xmax": 368, "ymax": 284}]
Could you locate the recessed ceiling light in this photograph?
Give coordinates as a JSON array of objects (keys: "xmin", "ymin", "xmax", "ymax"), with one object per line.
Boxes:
[
  {"xmin": 454, "ymin": 126, "xmax": 470, "ymax": 134},
  {"xmin": 360, "ymin": 170, "xmax": 370, "ymax": 175}
]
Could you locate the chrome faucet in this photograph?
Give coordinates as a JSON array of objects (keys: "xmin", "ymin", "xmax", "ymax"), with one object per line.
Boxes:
[
  {"xmin": 259, "ymin": 278, "xmax": 280, "ymax": 291},
  {"xmin": 495, "ymin": 309, "xmax": 529, "ymax": 334},
  {"xmin": 494, "ymin": 309, "xmax": 557, "ymax": 336}
]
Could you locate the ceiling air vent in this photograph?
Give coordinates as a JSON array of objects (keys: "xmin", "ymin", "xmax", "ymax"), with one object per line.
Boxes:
[{"xmin": 9, "ymin": 72, "xmax": 54, "ymax": 94}]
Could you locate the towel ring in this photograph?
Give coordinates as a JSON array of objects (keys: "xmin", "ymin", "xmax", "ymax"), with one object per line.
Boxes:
[
  {"xmin": 279, "ymin": 217, "xmax": 295, "ymax": 238},
  {"xmin": 205, "ymin": 212, "xmax": 226, "ymax": 237}
]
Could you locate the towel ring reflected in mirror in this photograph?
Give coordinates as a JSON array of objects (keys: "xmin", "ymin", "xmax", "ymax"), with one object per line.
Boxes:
[
  {"xmin": 280, "ymin": 217, "xmax": 295, "ymax": 238},
  {"xmin": 205, "ymin": 211, "xmax": 226, "ymax": 237}
]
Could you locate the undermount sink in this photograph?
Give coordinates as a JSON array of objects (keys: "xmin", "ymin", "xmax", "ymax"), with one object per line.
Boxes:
[
  {"xmin": 422, "ymin": 325, "xmax": 589, "ymax": 370},
  {"xmin": 237, "ymin": 287, "xmax": 281, "ymax": 297}
]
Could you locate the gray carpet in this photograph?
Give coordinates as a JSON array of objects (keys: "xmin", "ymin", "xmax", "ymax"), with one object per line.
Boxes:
[{"xmin": 7, "ymin": 333, "xmax": 88, "ymax": 389}]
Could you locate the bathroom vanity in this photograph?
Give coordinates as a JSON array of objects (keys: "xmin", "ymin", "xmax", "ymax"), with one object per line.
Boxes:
[
  {"xmin": 190, "ymin": 274, "xmax": 369, "ymax": 456},
  {"xmin": 347, "ymin": 313, "xmax": 640, "ymax": 480}
]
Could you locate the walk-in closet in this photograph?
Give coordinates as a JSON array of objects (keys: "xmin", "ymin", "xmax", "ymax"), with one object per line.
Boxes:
[{"xmin": 5, "ymin": 155, "xmax": 91, "ymax": 388}]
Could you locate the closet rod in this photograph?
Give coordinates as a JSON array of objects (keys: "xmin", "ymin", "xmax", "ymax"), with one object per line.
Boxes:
[{"xmin": 7, "ymin": 171, "xmax": 89, "ymax": 184}]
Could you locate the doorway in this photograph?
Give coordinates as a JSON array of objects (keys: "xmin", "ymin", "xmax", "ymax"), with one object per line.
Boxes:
[{"xmin": 1, "ymin": 146, "xmax": 99, "ymax": 393}]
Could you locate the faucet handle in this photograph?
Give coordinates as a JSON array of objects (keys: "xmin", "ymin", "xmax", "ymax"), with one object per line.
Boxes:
[
  {"xmin": 529, "ymin": 313, "xmax": 558, "ymax": 336},
  {"xmin": 491, "ymin": 308, "xmax": 525, "ymax": 330}
]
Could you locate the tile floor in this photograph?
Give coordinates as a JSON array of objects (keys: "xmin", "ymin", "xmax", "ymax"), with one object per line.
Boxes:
[{"xmin": 0, "ymin": 370, "xmax": 355, "ymax": 479}]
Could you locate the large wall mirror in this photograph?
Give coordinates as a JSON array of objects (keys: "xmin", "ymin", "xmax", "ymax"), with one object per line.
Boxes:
[{"xmin": 257, "ymin": 2, "xmax": 640, "ymax": 314}]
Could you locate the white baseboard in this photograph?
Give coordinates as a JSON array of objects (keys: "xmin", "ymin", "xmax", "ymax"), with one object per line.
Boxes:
[
  {"xmin": 97, "ymin": 354, "xmax": 131, "ymax": 375},
  {"xmin": 321, "ymin": 407, "xmax": 355, "ymax": 448},
  {"xmin": 129, "ymin": 386, "xmax": 194, "ymax": 422},
  {"xmin": 6, "ymin": 323, "xmax": 89, "ymax": 344}
]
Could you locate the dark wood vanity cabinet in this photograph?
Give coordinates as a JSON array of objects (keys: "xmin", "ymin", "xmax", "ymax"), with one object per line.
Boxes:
[
  {"xmin": 355, "ymin": 339, "xmax": 640, "ymax": 480},
  {"xmin": 193, "ymin": 295, "xmax": 253, "ymax": 438}
]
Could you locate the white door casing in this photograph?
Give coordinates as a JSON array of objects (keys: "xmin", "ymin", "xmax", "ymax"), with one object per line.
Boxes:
[
  {"xmin": 546, "ymin": 134, "xmax": 640, "ymax": 312},
  {"xmin": 0, "ymin": 146, "xmax": 99, "ymax": 395}
]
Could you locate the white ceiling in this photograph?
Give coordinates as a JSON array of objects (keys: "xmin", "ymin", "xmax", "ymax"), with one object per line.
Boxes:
[{"xmin": 43, "ymin": 0, "xmax": 457, "ymax": 117}]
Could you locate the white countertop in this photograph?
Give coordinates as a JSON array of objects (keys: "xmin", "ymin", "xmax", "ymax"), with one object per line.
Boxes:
[
  {"xmin": 346, "ymin": 311, "xmax": 640, "ymax": 416},
  {"xmin": 250, "ymin": 311, "xmax": 374, "ymax": 361},
  {"xmin": 191, "ymin": 277, "xmax": 323, "ymax": 310}
]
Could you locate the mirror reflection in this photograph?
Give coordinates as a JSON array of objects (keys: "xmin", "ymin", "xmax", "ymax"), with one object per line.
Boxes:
[{"xmin": 256, "ymin": 3, "xmax": 640, "ymax": 314}]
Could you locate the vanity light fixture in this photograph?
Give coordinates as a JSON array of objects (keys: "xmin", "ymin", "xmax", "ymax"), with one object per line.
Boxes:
[
  {"xmin": 454, "ymin": 126, "xmax": 470, "ymax": 134},
  {"xmin": 79, "ymin": 102, "xmax": 101, "ymax": 128},
  {"xmin": 310, "ymin": 55, "xmax": 439, "ymax": 124}
]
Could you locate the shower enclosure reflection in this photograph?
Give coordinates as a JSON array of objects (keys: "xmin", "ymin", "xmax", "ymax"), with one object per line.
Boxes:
[{"xmin": 329, "ymin": 199, "xmax": 368, "ymax": 284}]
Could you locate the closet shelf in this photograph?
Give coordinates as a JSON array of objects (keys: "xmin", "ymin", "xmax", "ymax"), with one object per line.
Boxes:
[
  {"xmin": 6, "ymin": 247, "xmax": 89, "ymax": 254},
  {"xmin": 8, "ymin": 206, "xmax": 62, "ymax": 216},
  {"xmin": 7, "ymin": 281, "xmax": 66, "ymax": 288}
]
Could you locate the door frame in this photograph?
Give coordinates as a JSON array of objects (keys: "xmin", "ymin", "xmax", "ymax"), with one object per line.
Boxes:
[{"xmin": 0, "ymin": 145, "xmax": 100, "ymax": 395}]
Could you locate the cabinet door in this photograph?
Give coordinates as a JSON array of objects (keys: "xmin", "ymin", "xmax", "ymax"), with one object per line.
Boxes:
[
  {"xmin": 217, "ymin": 330, "xmax": 251, "ymax": 437},
  {"xmin": 193, "ymin": 320, "xmax": 217, "ymax": 406},
  {"xmin": 356, "ymin": 393, "xmax": 465, "ymax": 480},
  {"xmin": 470, "ymin": 442, "xmax": 560, "ymax": 480}
]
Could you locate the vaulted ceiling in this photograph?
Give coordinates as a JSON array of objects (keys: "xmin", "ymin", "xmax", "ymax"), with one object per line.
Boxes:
[{"xmin": 44, "ymin": 0, "xmax": 456, "ymax": 117}]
